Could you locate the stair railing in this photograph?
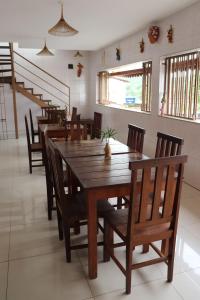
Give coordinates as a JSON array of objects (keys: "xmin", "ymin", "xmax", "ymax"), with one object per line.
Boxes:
[{"xmin": 13, "ymin": 50, "xmax": 71, "ymax": 112}]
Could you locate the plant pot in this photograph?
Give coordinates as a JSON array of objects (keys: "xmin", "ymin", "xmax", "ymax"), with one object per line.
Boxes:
[{"xmin": 104, "ymin": 142, "xmax": 111, "ymax": 159}]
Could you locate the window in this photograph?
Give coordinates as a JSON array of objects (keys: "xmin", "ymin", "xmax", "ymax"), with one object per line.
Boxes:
[
  {"xmin": 98, "ymin": 61, "xmax": 152, "ymax": 112},
  {"xmin": 161, "ymin": 51, "xmax": 200, "ymax": 120}
]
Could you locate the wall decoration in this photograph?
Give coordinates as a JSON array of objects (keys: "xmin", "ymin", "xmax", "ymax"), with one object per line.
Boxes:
[
  {"xmin": 77, "ymin": 63, "xmax": 83, "ymax": 77},
  {"xmin": 139, "ymin": 38, "xmax": 145, "ymax": 53},
  {"xmin": 74, "ymin": 51, "xmax": 83, "ymax": 57},
  {"xmin": 148, "ymin": 25, "xmax": 160, "ymax": 44},
  {"xmin": 167, "ymin": 25, "xmax": 173, "ymax": 43},
  {"xmin": 68, "ymin": 64, "xmax": 73, "ymax": 69},
  {"xmin": 116, "ymin": 48, "xmax": 121, "ymax": 60}
]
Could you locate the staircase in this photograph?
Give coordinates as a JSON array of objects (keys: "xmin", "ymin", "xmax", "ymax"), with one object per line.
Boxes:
[{"xmin": 0, "ymin": 42, "xmax": 70, "ymax": 138}]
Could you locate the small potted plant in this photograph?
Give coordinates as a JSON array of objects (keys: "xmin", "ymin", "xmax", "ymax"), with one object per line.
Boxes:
[{"xmin": 101, "ymin": 128, "xmax": 117, "ymax": 159}]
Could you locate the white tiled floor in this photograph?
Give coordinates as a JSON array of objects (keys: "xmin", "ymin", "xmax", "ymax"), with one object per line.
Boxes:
[{"xmin": 1, "ymin": 137, "xmax": 200, "ymax": 300}]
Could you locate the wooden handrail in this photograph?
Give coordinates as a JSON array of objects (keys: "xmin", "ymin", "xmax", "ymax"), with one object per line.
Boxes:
[{"xmin": 13, "ymin": 50, "xmax": 70, "ymax": 89}]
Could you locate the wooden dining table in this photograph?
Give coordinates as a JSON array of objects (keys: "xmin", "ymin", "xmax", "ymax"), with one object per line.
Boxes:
[{"xmin": 54, "ymin": 138, "xmax": 148, "ymax": 279}]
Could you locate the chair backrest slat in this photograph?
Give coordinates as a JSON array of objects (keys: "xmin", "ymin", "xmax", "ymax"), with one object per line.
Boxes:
[
  {"xmin": 127, "ymin": 124, "xmax": 145, "ymax": 153},
  {"xmin": 155, "ymin": 132, "xmax": 184, "ymax": 158},
  {"xmin": 71, "ymin": 107, "xmax": 78, "ymax": 121}
]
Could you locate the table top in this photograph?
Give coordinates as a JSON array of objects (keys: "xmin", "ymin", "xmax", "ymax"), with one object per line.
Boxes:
[
  {"xmin": 54, "ymin": 138, "xmax": 135, "ymax": 159},
  {"xmin": 36, "ymin": 116, "xmax": 48, "ymax": 121},
  {"xmin": 66, "ymin": 152, "xmax": 148, "ymax": 189}
]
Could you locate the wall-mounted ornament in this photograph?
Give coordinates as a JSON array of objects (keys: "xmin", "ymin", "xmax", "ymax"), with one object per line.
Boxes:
[
  {"xmin": 167, "ymin": 25, "xmax": 173, "ymax": 43},
  {"xmin": 139, "ymin": 38, "xmax": 145, "ymax": 53},
  {"xmin": 148, "ymin": 25, "xmax": 160, "ymax": 44},
  {"xmin": 74, "ymin": 51, "xmax": 83, "ymax": 58},
  {"xmin": 68, "ymin": 64, "xmax": 73, "ymax": 69},
  {"xmin": 77, "ymin": 63, "xmax": 83, "ymax": 77},
  {"xmin": 116, "ymin": 48, "xmax": 121, "ymax": 61}
]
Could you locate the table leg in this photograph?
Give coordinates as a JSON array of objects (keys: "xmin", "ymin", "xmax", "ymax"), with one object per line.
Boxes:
[{"xmin": 87, "ymin": 190, "xmax": 97, "ymax": 279}]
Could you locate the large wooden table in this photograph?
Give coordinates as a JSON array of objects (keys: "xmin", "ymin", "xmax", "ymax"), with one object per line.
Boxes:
[{"xmin": 55, "ymin": 139, "xmax": 148, "ymax": 279}]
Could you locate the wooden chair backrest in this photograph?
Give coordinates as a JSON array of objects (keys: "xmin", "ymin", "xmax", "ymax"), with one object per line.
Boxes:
[
  {"xmin": 155, "ymin": 132, "xmax": 184, "ymax": 158},
  {"xmin": 48, "ymin": 140, "xmax": 66, "ymax": 211},
  {"xmin": 92, "ymin": 112, "xmax": 102, "ymax": 139},
  {"xmin": 127, "ymin": 124, "xmax": 145, "ymax": 153},
  {"xmin": 71, "ymin": 107, "xmax": 78, "ymax": 121},
  {"xmin": 24, "ymin": 115, "xmax": 31, "ymax": 151},
  {"xmin": 42, "ymin": 106, "xmax": 58, "ymax": 117},
  {"xmin": 65, "ymin": 120, "xmax": 87, "ymax": 141},
  {"xmin": 46, "ymin": 109, "xmax": 66, "ymax": 123},
  {"xmin": 127, "ymin": 155, "xmax": 187, "ymax": 246}
]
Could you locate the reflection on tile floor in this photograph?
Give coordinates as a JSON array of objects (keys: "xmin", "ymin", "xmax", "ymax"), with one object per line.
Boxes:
[{"xmin": 0, "ymin": 138, "xmax": 200, "ymax": 299}]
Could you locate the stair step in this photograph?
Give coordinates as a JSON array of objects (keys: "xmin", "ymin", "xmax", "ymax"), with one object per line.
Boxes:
[
  {"xmin": 0, "ymin": 55, "xmax": 11, "ymax": 58},
  {"xmin": 0, "ymin": 76, "xmax": 12, "ymax": 83},
  {"xmin": 0, "ymin": 59, "xmax": 11, "ymax": 61},
  {"xmin": 0, "ymin": 46, "xmax": 10, "ymax": 49},
  {"xmin": 0, "ymin": 62, "xmax": 11, "ymax": 65},
  {"xmin": 24, "ymin": 88, "xmax": 33, "ymax": 93},
  {"xmin": 33, "ymin": 94, "xmax": 43, "ymax": 99},
  {"xmin": 16, "ymin": 81, "xmax": 24, "ymax": 86},
  {"xmin": 43, "ymin": 100, "xmax": 52, "ymax": 103},
  {"xmin": 0, "ymin": 69, "xmax": 11, "ymax": 73}
]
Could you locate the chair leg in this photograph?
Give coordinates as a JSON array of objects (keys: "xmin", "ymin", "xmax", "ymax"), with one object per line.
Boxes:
[
  {"xmin": 161, "ymin": 239, "xmax": 169, "ymax": 256},
  {"xmin": 126, "ymin": 245, "xmax": 132, "ymax": 294},
  {"xmin": 117, "ymin": 197, "xmax": 123, "ymax": 209},
  {"xmin": 167, "ymin": 237, "xmax": 175, "ymax": 282},
  {"xmin": 103, "ymin": 220, "xmax": 113, "ymax": 262},
  {"xmin": 63, "ymin": 222, "xmax": 71, "ymax": 262},
  {"xmin": 29, "ymin": 152, "xmax": 32, "ymax": 174},
  {"xmin": 47, "ymin": 183, "xmax": 53, "ymax": 220},
  {"xmin": 73, "ymin": 220, "xmax": 81, "ymax": 235},
  {"xmin": 142, "ymin": 244, "xmax": 150, "ymax": 253},
  {"xmin": 56, "ymin": 208, "xmax": 63, "ymax": 241}
]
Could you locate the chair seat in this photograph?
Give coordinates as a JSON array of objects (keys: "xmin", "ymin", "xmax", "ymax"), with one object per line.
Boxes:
[
  {"xmin": 31, "ymin": 142, "xmax": 43, "ymax": 152},
  {"xmin": 60, "ymin": 192, "xmax": 114, "ymax": 222}
]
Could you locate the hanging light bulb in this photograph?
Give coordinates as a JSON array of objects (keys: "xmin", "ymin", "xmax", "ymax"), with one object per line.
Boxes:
[
  {"xmin": 74, "ymin": 51, "xmax": 83, "ymax": 58},
  {"xmin": 36, "ymin": 40, "xmax": 54, "ymax": 56},
  {"xmin": 48, "ymin": 1, "xmax": 78, "ymax": 37}
]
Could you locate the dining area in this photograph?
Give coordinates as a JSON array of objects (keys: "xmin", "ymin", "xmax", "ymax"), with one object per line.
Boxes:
[{"xmin": 13, "ymin": 104, "xmax": 187, "ymax": 295}]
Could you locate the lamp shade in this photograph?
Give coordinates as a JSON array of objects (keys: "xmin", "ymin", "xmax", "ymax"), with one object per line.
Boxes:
[
  {"xmin": 36, "ymin": 41, "xmax": 54, "ymax": 56},
  {"xmin": 48, "ymin": 3, "xmax": 78, "ymax": 37}
]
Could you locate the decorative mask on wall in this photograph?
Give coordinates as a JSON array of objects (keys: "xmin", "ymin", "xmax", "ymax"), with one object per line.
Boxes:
[
  {"xmin": 148, "ymin": 25, "xmax": 160, "ymax": 43},
  {"xmin": 116, "ymin": 48, "xmax": 121, "ymax": 61},
  {"xmin": 167, "ymin": 25, "xmax": 173, "ymax": 43},
  {"xmin": 77, "ymin": 63, "xmax": 83, "ymax": 77},
  {"xmin": 139, "ymin": 38, "xmax": 145, "ymax": 53}
]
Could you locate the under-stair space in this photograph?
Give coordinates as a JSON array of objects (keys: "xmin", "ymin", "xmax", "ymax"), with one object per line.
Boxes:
[{"xmin": 0, "ymin": 42, "xmax": 71, "ymax": 139}]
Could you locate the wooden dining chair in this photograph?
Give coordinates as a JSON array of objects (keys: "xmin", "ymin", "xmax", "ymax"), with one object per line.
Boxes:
[
  {"xmin": 29, "ymin": 109, "xmax": 39, "ymax": 143},
  {"xmin": 71, "ymin": 107, "xmax": 78, "ymax": 121},
  {"xmin": 103, "ymin": 155, "xmax": 187, "ymax": 294},
  {"xmin": 46, "ymin": 109, "xmax": 66, "ymax": 124},
  {"xmin": 155, "ymin": 132, "xmax": 184, "ymax": 158},
  {"xmin": 24, "ymin": 115, "xmax": 43, "ymax": 174},
  {"xmin": 127, "ymin": 124, "xmax": 146, "ymax": 152},
  {"xmin": 65, "ymin": 120, "xmax": 87, "ymax": 141},
  {"xmin": 48, "ymin": 141, "xmax": 114, "ymax": 262},
  {"xmin": 116, "ymin": 124, "xmax": 146, "ymax": 209},
  {"xmin": 92, "ymin": 112, "xmax": 102, "ymax": 139}
]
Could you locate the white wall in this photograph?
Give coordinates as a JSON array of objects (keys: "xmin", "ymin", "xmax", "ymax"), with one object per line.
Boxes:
[
  {"xmin": 88, "ymin": 1, "xmax": 200, "ymax": 189},
  {"xmin": 1, "ymin": 47, "xmax": 89, "ymax": 137}
]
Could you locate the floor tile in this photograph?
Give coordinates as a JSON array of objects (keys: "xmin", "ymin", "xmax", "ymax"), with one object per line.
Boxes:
[
  {"xmin": 0, "ymin": 225, "xmax": 10, "ymax": 263},
  {"xmin": 9, "ymin": 221, "xmax": 63, "ymax": 260},
  {"xmin": 7, "ymin": 252, "xmax": 92, "ymax": 300},
  {"xmin": 172, "ymin": 272, "xmax": 200, "ymax": 300},
  {"xmin": 94, "ymin": 279, "xmax": 182, "ymax": 300},
  {"xmin": 0, "ymin": 262, "xmax": 8, "ymax": 300}
]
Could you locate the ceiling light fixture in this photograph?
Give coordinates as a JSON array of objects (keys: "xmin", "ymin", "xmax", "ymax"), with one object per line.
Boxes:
[
  {"xmin": 74, "ymin": 50, "xmax": 83, "ymax": 57},
  {"xmin": 36, "ymin": 40, "xmax": 54, "ymax": 56},
  {"xmin": 48, "ymin": 1, "xmax": 78, "ymax": 37}
]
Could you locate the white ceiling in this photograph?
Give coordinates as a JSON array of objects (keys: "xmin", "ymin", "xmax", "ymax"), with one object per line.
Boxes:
[{"xmin": 0, "ymin": 0, "xmax": 198, "ymax": 50}]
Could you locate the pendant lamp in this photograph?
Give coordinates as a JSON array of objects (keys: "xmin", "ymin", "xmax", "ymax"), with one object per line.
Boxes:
[
  {"xmin": 48, "ymin": 2, "xmax": 78, "ymax": 37},
  {"xmin": 36, "ymin": 40, "xmax": 54, "ymax": 56}
]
